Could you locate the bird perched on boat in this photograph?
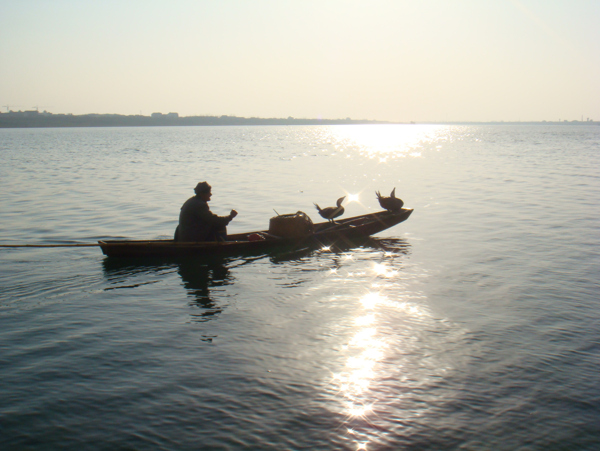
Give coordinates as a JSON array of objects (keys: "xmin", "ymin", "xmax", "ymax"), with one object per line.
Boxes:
[
  {"xmin": 376, "ymin": 188, "xmax": 404, "ymax": 212},
  {"xmin": 314, "ymin": 196, "xmax": 346, "ymax": 223}
]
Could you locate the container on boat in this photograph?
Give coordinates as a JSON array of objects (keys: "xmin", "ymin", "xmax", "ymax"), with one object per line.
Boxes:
[{"xmin": 268, "ymin": 211, "xmax": 314, "ymax": 238}]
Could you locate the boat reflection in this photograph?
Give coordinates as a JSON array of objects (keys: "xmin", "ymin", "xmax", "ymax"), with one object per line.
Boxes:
[
  {"xmin": 269, "ymin": 237, "xmax": 410, "ymax": 265},
  {"xmin": 362, "ymin": 237, "xmax": 410, "ymax": 256},
  {"xmin": 102, "ymin": 256, "xmax": 235, "ymax": 322},
  {"xmin": 101, "ymin": 258, "xmax": 177, "ymax": 286},
  {"xmin": 176, "ymin": 258, "xmax": 232, "ymax": 322}
]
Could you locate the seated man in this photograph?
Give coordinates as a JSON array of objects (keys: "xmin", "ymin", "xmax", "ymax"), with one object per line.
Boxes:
[{"xmin": 175, "ymin": 182, "xmax": 238, "ymax": 242}]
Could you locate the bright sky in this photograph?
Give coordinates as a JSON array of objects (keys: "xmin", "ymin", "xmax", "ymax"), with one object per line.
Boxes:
[{"xmin": 1, "ymin": 0, "xmax": 598, "ymax": 122}]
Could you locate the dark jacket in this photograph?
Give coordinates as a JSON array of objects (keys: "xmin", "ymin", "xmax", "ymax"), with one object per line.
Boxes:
[{"xmin": 176, "ymin": 196, "xmax": 233, "ymax": 242}]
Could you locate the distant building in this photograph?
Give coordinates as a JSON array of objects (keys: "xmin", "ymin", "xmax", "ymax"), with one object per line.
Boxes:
[
  {"xmin": 151, "ymin": 112, "xmax": 178, "ymax": 119},
  {"xmin": 5, "ymin": 110, "xmax": 39, "ymax": 117}
]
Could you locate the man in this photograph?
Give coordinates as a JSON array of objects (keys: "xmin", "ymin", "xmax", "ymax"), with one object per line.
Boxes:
[{"xmin": 175, "ymin": 182, "xmax": 238, "ymax": 242}]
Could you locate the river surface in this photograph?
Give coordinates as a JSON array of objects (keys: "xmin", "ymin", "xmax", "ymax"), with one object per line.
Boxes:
[{"xmin": 1, "ymin": 124, "xmax": 599, "ymax": 450}]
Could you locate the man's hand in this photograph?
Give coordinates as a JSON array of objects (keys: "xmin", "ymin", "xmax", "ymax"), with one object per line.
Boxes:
[{"xmin": 229, "ymin": 209, "xmax": 238, "ymax": 219}]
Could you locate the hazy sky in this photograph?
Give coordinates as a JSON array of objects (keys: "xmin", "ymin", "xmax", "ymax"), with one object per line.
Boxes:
[{"xmin": 1, "ymin": 0, "xmax": 598, "ymax": 122}]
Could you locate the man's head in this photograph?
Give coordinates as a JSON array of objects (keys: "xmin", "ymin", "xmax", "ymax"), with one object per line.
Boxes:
[{"xmin": 194, "ymin": 181, "xmax": 212, "ymax": 201}]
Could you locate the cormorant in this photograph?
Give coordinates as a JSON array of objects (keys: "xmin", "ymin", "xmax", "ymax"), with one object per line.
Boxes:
[
  {"xmin": 314, "ymin": 196, "xmax": 345, "ymax": 223},
  {"xmin": 376, "ymin": 188, "xmax": 404, "ymax": 212}
]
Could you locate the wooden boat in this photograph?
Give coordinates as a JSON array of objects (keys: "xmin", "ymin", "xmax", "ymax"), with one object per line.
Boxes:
[{"xmin": 99, "ymin": 209, "xmax": 413, "ymax": 258}]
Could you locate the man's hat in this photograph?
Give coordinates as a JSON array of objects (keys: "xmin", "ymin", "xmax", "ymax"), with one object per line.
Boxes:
[{"xmin": 194, "ymin": 181, "xmax": 212, "ymax": 194}]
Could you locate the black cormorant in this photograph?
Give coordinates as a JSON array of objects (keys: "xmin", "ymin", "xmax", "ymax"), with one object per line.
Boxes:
[
  {"xmin": 376, "ymin": 188, "xmax": 404, "ymax": 212},
  {"xmin": 314, "ymin": 196, "xmax": 345, "ymax": 223}
]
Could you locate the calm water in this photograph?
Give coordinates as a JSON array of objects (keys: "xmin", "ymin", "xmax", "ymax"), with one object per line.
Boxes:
[{"xmin": 1, "ymin": 125, "xmax": 599, "ymax": 450}]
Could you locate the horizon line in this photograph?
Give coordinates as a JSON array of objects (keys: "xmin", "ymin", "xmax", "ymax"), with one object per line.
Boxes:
[{"xmin": 0, "ymin": 110, "xmax": 596, "ymax": 125}]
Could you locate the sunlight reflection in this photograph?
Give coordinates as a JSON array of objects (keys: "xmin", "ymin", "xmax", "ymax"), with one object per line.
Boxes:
[
  {"xmin": 359, "ymin": 292, "xmax": 384, "ymax": 309},
  {"xmin": 372, "ymin": 263, "xmax": 398, "ymax": 278},
  {"xmin": 326, "ymin": 124, "xmax": 447, "ymax": 160},
  {"xmin": 358, "ymin": 292, "xmax": 429, "ymax": 318},
  {"xmin": 337, "ymin": 322, "xmax": 389, "ymax": 400},
  {"xmin": 348, "ymin": 404, "xmax": 373, "ymax": 418},
  {"xmin": 332, "ymin": 285, "xmax": 436, "ymax": 449},
  {"xmin": 347, "ymin": 193, "xmax": 360, "ymax": 203},
  {"xmin": 394, "ymin": 301, "xmax": 428, "ymax": 318},
  {"xmin": 354, "ymin": 314, "xmax": 375, "ymax": 326},
  {"xmin": 350, "ymin": 327, "xmax": 376, "ymax": 344},
  {"xmin": 362, "ymin": 347, "xmax": 385, "ymax": 361}
]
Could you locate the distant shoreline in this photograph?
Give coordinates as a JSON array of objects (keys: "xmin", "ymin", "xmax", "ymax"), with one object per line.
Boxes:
[
  {"xmin": 0, "ymin": 112, "xmax": 391, "ymax": 128},
  {"xmin": 0, "ymin": 111, "xmax": 596, "ymax": 128}
]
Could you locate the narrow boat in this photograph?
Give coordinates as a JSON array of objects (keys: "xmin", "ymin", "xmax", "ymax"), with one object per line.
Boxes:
[{"xmin": 99, "ymin": 209, "xmax": 413, "ymax": 258}]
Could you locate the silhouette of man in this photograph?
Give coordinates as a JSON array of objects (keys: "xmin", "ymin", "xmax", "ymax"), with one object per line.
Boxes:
[{"xmin": 175, "ymin": 182, "xmax": 238, "ymax": 242}]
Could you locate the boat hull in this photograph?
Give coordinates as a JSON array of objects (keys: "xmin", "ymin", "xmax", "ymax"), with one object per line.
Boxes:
[{"xmin": 99, "ymin": 209, "xmax": 413, "ymax": 258}]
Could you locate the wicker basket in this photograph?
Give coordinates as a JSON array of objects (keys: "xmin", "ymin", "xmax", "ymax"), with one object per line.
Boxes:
[{"xmin": 268, "ymin": 211, "xmax": 314, "ymax": 238}]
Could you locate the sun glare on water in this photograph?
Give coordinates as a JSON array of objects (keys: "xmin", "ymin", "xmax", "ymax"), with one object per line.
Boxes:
[{"xmin": 326, "ymin": 124, "xmax": 447, "ymax": 160}]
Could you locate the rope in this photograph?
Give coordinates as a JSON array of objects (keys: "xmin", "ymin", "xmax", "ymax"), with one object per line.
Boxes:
[{"xmin": 0, "ymin": 243, "xmax": 101, "ymax": 248}]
